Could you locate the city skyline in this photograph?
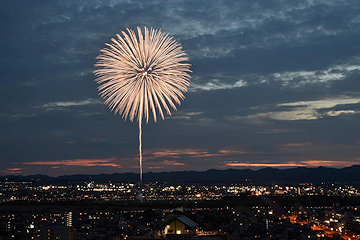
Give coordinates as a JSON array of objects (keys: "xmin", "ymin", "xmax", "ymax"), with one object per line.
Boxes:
[{"xmin": 1, "ymin": 0, "xmax": 360, "ymax": 176}]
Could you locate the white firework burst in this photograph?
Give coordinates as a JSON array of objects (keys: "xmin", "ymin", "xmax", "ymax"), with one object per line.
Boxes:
[
  {"xmin": 94, "ymin": 26, "xmax": 191, "ymax": 123},
  {"xmin": 94, "ymin": 27, "xmax": 191, "ymax": 185}
]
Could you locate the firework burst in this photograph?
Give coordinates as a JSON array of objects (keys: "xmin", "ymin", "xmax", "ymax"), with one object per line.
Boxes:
[{"xmin": 94, "ymin": 27, "xmax": 191, "ymax": 184}]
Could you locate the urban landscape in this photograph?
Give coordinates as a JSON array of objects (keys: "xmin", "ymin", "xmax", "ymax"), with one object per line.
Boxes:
[
  {"xmin": 1, "ymin": 177, "xmax": 360, "ymax": 240},
  {"xmin": 2, "ymin": 1, "xmax": 360, "ymax": 240}
]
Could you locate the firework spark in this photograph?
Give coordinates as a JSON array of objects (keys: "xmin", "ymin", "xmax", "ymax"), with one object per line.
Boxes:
[{"xmin": 94, "ymin": 27, "xmax": 191, "ymax": 184}]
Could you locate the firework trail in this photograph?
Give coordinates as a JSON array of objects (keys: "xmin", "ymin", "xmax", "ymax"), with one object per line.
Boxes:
[{"xmin": 94, "ymin": 27, "xmax": 191, "ymax": 185}]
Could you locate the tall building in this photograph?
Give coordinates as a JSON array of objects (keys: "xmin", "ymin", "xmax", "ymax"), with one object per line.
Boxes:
[
  {"xmin": 66, "ymin": 212, "xmax": 73, "ymax": 227},
  {"xmin": 65, "ymin": 211, "xmax": 79, "ymax": 229}
]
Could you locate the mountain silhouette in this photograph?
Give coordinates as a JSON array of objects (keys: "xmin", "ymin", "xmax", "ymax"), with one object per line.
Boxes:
[{"xmin": 1, "ymin": 165, "xmax": 360, "ymax": 184}]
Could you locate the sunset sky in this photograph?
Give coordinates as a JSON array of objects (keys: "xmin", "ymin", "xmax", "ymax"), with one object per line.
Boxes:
[{"xmin": 1, "ymin": 0, "xmax": 360, "ymax": 176}]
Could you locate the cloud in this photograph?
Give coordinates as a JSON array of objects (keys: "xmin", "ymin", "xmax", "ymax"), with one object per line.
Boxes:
[
  {"xmin": 224, "ymin": 160, "xmax": 358, "ymax": 168},
  {"xmin": 302, "ymin": 160, "xmax": 358, "ymax": 167},
  {"xmin": 276, "ymin": 97, "xmax": 360, "ymax": 120},
  {"xmin": 38, "ymin": 99, "xmax": 102, "ymax": 110},
  {"xmin": 144, "ymin": 160, "xmax": 185, "ymax": 170},
  {"xmin": 269, "ymin": 62, "xmax": 360, "ymax": 88},
  {"xmin": 148, "ymin": 166, "xmax": 163, "ymax": 169},
  {"xmin": 224, "ymin": 162, "xmax": 305, "ymax": 168},
  {"xmin": 280, "ymin": 142, "xmax": 312, "ymax": 147},
  {"xmin": 225, "ymin": 97, "xmax": 360, "ymax": 122},
  {"xmin": 144, "ymin": 148, "xmax": 212, "ymax": 159},
  {"xmin": 144, "ymin": 148, "xmax": 251, "ymax": 160},
  {"xmin": 191, "ymin": 58, "xmax": 360, "ymax": 93},
  {"xmin": 168, "ymin": 111, "xmax": 203, "ymax": 120},
  {"xmin": 23, "ymin": 158, "xmax": 121, "ymax": 168},
  {"xmin": 191, "ymin": 79, "xmax": 247, "ymax": 91},
  {"xmin": 2, "ymin": 168, "xmax": 23, "ymax": 174},
  {"xmin": 278, "ymin": 97, "xmax": 360, "ymax": 109},
  {"xmin": 162, "ymin": 160, "xmax": 185, "ymax": 166}
]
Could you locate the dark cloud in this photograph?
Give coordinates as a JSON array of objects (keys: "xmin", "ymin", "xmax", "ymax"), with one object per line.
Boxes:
[{"xmin": 331, "ymin": 70, "xmax": 360, "ymax": 93}]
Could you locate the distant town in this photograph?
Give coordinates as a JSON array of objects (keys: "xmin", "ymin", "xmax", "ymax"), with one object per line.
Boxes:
[{"xmin": 1, "ymin": 179, "xmax": 360, "ymax": 240}]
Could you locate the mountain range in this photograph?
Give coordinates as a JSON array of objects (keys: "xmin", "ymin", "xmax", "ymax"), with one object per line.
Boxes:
[{"xmin": 1, "ymin": 165, "xmax": 360, "ymax": 184}]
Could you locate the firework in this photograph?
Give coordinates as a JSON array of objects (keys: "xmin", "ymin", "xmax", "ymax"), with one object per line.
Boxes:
[{"xmin": 94, "ymin": 27, "xmax": 191, "ymax": 184}]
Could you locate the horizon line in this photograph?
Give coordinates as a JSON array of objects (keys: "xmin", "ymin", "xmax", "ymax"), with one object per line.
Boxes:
[{"xmin": 1, "ymin": 164, "xmax": 359, "ymax": 178}]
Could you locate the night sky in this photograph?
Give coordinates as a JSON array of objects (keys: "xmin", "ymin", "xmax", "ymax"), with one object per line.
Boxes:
[{"xmin": 1, "ymin": 0, "xmax": 360, "ymax": 176}]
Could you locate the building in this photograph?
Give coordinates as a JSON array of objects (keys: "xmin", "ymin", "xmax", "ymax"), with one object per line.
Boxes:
[
  {"xmin": 161, "ymin": 215, "xmax": 198, "ymax": 237},
  {"xmin": 66, "ymin": 212, "xmax": 73, "ymax": 227}
]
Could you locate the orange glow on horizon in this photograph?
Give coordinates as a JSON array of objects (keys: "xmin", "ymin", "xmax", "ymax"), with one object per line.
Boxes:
[
  {"xmin": 301, "ymin": 160, "xmax": 357, "ymax": 167},
  {"xmin": 23, "ymin": 158, "xmax": 121, "ymax": 168},
  {"xmin": 225, "ymin": 160, "xmax": 358, "ymax": 168},
  {"xmin": 2, "ymin": 168, "xmax": 23, "ymax": 174},
  {"xmin": 161, "ymin": 160, "xmax": 185, "ymax": 166},
  {"xmin": 225, "ymin": 162, "xmax": 306, "ymax": 167},
  {"xmin": 144, "ymin": 160, "xmax": 185, "ymax": 170}
]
